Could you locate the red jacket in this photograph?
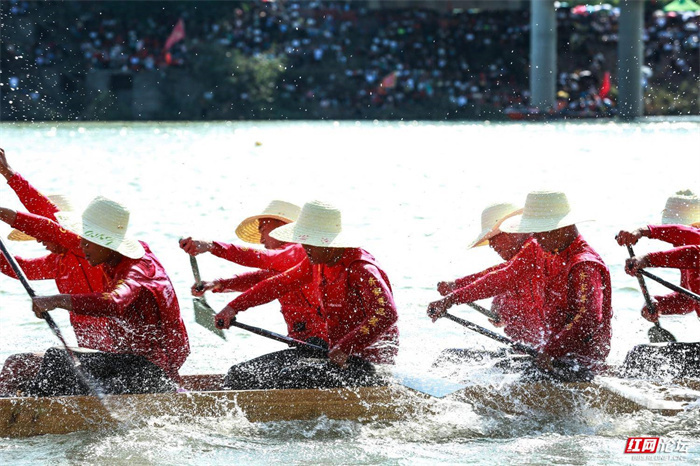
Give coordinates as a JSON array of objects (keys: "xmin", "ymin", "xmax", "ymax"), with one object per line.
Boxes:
[
  {"xmin": 646, "ymin": 225, "xmax": 700, "ymax": 317},
  {"xmin": 4, "ymin": 174, "xmax": 116, "ymax": 350},
  {"xmin": 209, "ymin": 241, "xmax": 325, "ymax": 341},
  {"xmin": 448, "ymin": 239, "xmax": 548, "ymax": 348},
  {"xmin": 70, "ymin": 242, "xmax": 190, "ymax": 380},
  {"xmin": 540, "ymin": 236, "xmax": 612, "ymax": 370},
  {"xmin": 224, "ymin": 248, "xmax": 399, "ymax": 363}
]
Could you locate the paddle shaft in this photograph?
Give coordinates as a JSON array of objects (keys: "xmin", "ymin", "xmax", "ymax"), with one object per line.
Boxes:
[
  {"xmin": 626, "ymin": 245, "xmax": 659, "ymax": 316},
  {"xmin": 639, "ymin": 269, "xmax": 700, "ymax": 303},
  {"xmin": 0, "ymin": 237, "xmax": 107, "ymax": 401},
  {"xmin": 465, "ymin": 302, "xmax": 500, "ymax": 322},
  {"xmin": 443, "ymin": 312, "xmax": 538, "ymax": 358},
  {"xmin": 189, "ymin": 254, "xmax": 205, "ymax": 293},
  {"xmin": 227, "ymin": 319, "xmax": 327, "ymax": 353}
]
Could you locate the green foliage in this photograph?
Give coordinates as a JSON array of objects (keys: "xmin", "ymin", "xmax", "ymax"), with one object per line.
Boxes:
[{"xmin": 645, "ymin": 80, "xmax": 700, "ymax": 115}]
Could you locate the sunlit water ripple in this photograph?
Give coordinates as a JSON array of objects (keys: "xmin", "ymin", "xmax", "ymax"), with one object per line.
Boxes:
[{"xmin": 0, "ymin": 119, "xmax": 699, "ymax": 464}]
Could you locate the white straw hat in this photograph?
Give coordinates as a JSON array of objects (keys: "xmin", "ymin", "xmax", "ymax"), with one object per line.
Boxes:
[
  {"xmin": 269, "ymin": 200, "xmax": 357, "ymax": 248},
  {"xmin": 468, "ymin": 203, "xmax": 523, "ymax": 248},
  {"xmin": 235, "ymin": 200, "xmax": 301, "ymax": 244},
  {"xmin": 500, "ymin": 191, "xmax": 593, "ymax": 233},
  {"xmin": 661, "ymin": 190, "xmax": 700, "ymax": 226},
  {"xmin": 8, "ymin": 195, "xmax": 74, "ymax": 242},
  {"xmin": 56, "ymin": 196, "xmax": 145, "ymax": 259}
]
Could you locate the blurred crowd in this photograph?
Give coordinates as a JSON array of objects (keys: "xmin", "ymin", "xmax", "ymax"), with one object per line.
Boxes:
[{"xmin": 4, "ymin": 0, "xmax": 699, "ymax": 116}]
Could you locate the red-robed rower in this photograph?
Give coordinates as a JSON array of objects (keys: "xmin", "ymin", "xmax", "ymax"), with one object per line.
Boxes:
[
  {"xmin": 616, "ymin": 190, "xmax": 700, "ymax": 322},
  {"xmin": 179, "ymin": 200, "xmax": 326, "ymax": 343},
  {"xmin": 215, "ymin": 201, "xmax": 399, "ymax": 370},
  {"xmin": 436, "ymin": 202, "xmax": 536, "ymax": 342},
  {"xmin": 30, "ymin": 196, "xmax": 190, "ymax": 394},
  {"xmin": 0, "ymin": 149, "xmax": 117, "ymax": 394}
]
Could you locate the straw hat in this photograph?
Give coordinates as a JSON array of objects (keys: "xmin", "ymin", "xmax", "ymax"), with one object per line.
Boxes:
[
  {"xmin": 56, "ymin": 196, "xmax": 144, "ymax": 259},
  {"xmin": 468, "ymin": 203, "xmax": 523, "ymax": 248},
  {"xmin": 269, "ymin": 200, "xmax": 357, "ymax": 248},
  {"xmin": 661, "ymin": 190, "xmax": 700, "ymax": 226},
  {"xmin": 8, "ymin": 195, "xmax": 74, "ymax": 241},
  {"xmin": 500, "ymin": 191, "xmax": 592, "ymax": 233},
  {"xmin": 235, "ymin": 200, "xmax": 301, "ymax": 244}
]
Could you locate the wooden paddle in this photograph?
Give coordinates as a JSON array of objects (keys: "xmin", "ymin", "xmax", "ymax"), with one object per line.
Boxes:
[
  {"xmin": 442, "ymin": 312, "xmax": 592, "ymax": 382},
  {"xmin": 465, "ymin": 301, "xmax": 500, "ymax": 323},
  {"xmin": 626, "ymin": 245, "xmax": 676, "ymax": 343},
  {"xmin": 0, "ymin": 237, "xmax": 111, "ymax": 404},
  {"xmin": 189, "ymin": 255, "xmax": 226, "ymax": 340},
  {"xmin": 638, "ymin": 269, "xmax": 700, "ymax": 303}
]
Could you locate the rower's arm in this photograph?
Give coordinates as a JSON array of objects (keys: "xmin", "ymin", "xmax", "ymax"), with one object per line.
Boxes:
[
  {"xmin": 214, "ymin": 269, "xmax": 279, "ymax": 293},
  {"xmin": 7, "ymin": 172, "xmax": 60, "ymax": 219},
  {"xmin": 71, "ymin": 277, "xmax": 141, "ymax": 318},
  {"xmin": 11, "ymin": 211, "xmax": 82, "ymax": 251},
  {"xmin": 541, "ymin": 263, "xmax": 605, "ymax": 359},
  {"xmin": 647, "ymin": 225, "xmax": 700, "ymax": 248},
  {"xmin": 646, "ymin": 245, "xmax": 700, "ymax": 270},
  {"xmin": 210, "ymin": 242, "xmax": 303, "ymax": 272},
  {"xmin": 333, "ymin": 263, "xmax": 398, "ymax": 357},
  {"xmin": 453, "ymin": 262, "xmax": 506, "ymax": 289},
  {"xmin": 0, "ymin": 252, "xmax": 60, "ymax": 281}
]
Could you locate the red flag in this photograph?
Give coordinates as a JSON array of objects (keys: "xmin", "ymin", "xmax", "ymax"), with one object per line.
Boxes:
[
  {"xmin": 377, "ymin": 71, "xmax": 397, "ymax": 95},
  {"xmin": 164, "ymin": 19, "xmax": 185, "ymax": 52},
  {"xmin": 599, "ymin": 71, "xmax": 611, "ymax": 98}
]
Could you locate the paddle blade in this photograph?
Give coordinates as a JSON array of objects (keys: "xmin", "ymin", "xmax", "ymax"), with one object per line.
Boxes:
[
  {"xmin": 194, "ymin": 297, "xmax": 226, "ymax": 340},
  {"xmin": 648, "ymin": 323, "xmax": 676, "ymax": 343},
  {"xmin": 390, "ymin": 368, "xmax": 466, "ymax": 398}
]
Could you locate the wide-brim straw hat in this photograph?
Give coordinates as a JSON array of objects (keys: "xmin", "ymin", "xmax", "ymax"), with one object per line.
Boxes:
[
  {"xmin": 8, "ymin": 195, "xmax": 74, "ymax": 241},
  {"xmin": 661, "ymin": 190, "xmax": 700, "ymax": 226},
  {"xmin": 56, "ymin": 196, "xmax": 144, "ymax": 259},
  {"xmin": 500, "ymin": 191, "xmax": 593, "ymax": 234},
  {"xmin": 235, "ymin": 200, "xmax": 301, "ymax": 244},
  {"xmin": 468, "ymin": 203, "xmax": 523, "ymax": 248},
  {"xmin": 269, "ymin": 200, "xmax": 357, "ymax": 248}
]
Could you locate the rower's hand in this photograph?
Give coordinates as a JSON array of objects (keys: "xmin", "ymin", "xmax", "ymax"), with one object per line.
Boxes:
[
  {"xmin": 0, "ymin": 148, "xmax": 15, "ymax": 180},
  {"xmin": 625, "ymin": 255, "xmax": 650, "ymax": 276},
  {"xmin": 437, "ymin": 281, "xmax": 456, "ymax": 296},
  {"xmin": 489, "ymin": 317, "xmax": 506, "ymax": 328},
  {"xmin": 191, "ymin": 280, "xmax": 217, "ymax": 297},
  {"xmin": 616, "ymin": 228, "xmax": 649, "ymax": 247},
  {"xmin": 214, "ymin": 306, "xmax": 238, "ymax": 329},
  {"xmin": 328, "ymin": 346, "xmax": 349, "ymax": 367},
  {"xmin": 31, "ymin": 295, "xmax": 62, "ymax": 318},
  {"xmin": 179, "ymin": 237, "xmax": 212, "ymax": 256},
  {"xmin": 427, "ymin": 298, "xmax": 452, "ymax": 323},
  {"xmin": 641, "ymin": 302, "xmax": 660, "ymax": 322}
]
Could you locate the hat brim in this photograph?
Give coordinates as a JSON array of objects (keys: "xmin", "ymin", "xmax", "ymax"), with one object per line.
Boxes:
[
  {"xmin": 56, "ymin": 212, "xmax": 145, "ymax": 259},
  {"xmin": 269, "ymin": 222, "xmax": 358, "ymax": 248},
  {"xmin": 8, "ymin": 229, "xmax": 36, "ymax": 242},
  {"xmin": 468, "ymin": 208, "xmax": 524, "ymax": 249},
  {"xmin": 500, "ymin": 213, "xmax": 593, "ymax": 234},
  {"xmin": 235, "ymin": 214, "xmax": 294, "ymax": 244}
]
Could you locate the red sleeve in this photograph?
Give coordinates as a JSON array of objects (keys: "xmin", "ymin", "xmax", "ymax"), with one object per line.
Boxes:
[
  {"xmin": 450, "ymin": 242, "xmax": 538, "ymax": 305},
  {"xmin": 224, "ymin": 260, "xmax": 312, "ymax": 313},
  {"xmin": 7, "ymin": 173, "xmax": 60, "ymax": 219},
  {"xmin": 333, "ymin": 263, "xmax": 399, "ymax": 356},
  {"xmin": 210, "ymin": 242, "xmax": 303, "ymax": 272},
  {"xmin": 11, "ymin": 211, "xmax": 82, "ymax": 251},
  {"xmin": 647, "ymin": 245, "xmax": 700, "ymax": 270},
  {"xmin": 647, "ymin": 225, "xmax": 700, "ymax": 247},
  {"xmin": 653, "ymin": 292, "xmax": 699, "ymax": 316},
  {"xmin": 542, "ymin": 263, "xmax": 604, "ymax": 358},
  {"xmin": 453, "ymin": 262, "xmax": 506, "ymax": 288},
  {"xmin": 0, "ymin": 253, "xmax": 60, "ymax": 281},
  {"xmin": 214, "ymin": 269, "xmax": 279, "ymax": 293},
  {"xmin": 71, "ymin": 273, "xmax": 142, "ymax": 318}
]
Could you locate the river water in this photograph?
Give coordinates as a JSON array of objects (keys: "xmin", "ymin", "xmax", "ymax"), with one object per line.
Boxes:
[{"xmin": 0, "ymin": 119, "xmax": 699, "ymax": 464}]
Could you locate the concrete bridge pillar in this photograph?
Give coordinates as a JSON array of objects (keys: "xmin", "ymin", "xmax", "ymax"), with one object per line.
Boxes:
[
  {"xmin": 530, "ymin": 0, "xmax": 557, "ymax": 111},
  {"xmin": 618, "ymin": 0, "xmax": 645, "ymax": 120}
]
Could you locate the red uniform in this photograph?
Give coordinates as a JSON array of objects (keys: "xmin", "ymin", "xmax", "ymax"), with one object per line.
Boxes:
[
  {"xmin": 69, "ymin": 242, "xmax": 190, "ymax": 380},
  {"xmin": 3, "ymin": 174, "xmax": 115, "ymax": 350},
  {"xmin": 448, "ymin": 239, "xmax": 548, "ymax": 348},
  {"xmin": 645, "ymin": 225, "xmax": 700, "ymax": 317},
  {"xmin": 209, "ymin": 241, "xmax": 326, "ymax": 341},
  {"xmin": 540, "ymin": 236, "xmax": 612, "ymax": 370},
  {"xmin": 223, "ymin": 248, "xmax": 399, "ymax": 363}
]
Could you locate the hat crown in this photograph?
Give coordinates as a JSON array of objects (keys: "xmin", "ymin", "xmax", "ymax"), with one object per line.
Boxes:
[
  {"xmin": 296, "ymin": 200, "xmax": 342, "ymax": 234},
  {"xmin": 662, "ymin": 191, "xmax": 700, "ymax": 225},
  {"xmin": 261, "ymin": 200, "xmax": 301, "ymax": 222},
  {"xmin": 81, "ymin": 196, "xmax": 131, "ymax": 246},
  {"xmin": 522, "ymin": 191, "xmax": 571, "ymax": 220},
  {"xmin": 47, "ymin": 195, "xmax": 73, "ymax": 213}
]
